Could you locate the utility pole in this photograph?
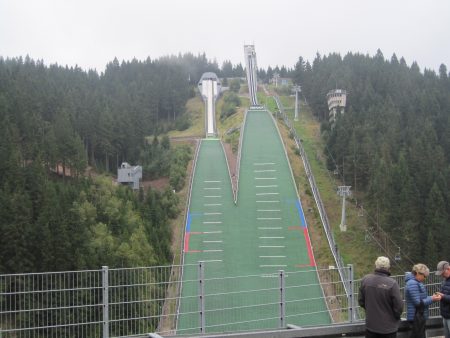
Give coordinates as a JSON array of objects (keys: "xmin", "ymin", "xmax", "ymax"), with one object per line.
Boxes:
[
  {"xmin": 292, "ymin": 85, "xmax": 301, "ymax": 121},
  {"xmin": 337, "ymin": 186, "xmax": 351, "ymax": 231}
]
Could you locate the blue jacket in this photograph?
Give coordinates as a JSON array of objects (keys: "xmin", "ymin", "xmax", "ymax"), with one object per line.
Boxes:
[
  {"xmin": 440, "ymin": 276, "xmax": 450, "ymax": 319},
  {"xmin": 405, "ymin": 272, "xmax": 433, "ymax": 321}
]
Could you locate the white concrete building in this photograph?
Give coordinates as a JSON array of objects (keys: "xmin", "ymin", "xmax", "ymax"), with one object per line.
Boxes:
[
  {"xmin": 327, "ymin": 89, "xmax": 347, "ymax": 125},
  {"xmin": 117, "ymin": 162, "xmax": 142, "ymax": 190}
]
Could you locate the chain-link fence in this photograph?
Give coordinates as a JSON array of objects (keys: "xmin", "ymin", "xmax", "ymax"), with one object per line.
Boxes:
[
  {"xmin": 0, "ymin": 265, "xmax": 186, "ymax": 338},
  {"xmin": 2, "ymin": 264, "xmax": 443, "ymax": 337}
]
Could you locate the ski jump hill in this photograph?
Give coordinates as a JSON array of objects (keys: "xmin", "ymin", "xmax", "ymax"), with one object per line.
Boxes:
[{"xmin": 177, "ymin": 46, "xmax": 331, "ymax": 334}]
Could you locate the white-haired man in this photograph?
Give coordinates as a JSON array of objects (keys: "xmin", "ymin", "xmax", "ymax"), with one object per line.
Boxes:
[{"xmin": 358, "ymin": 256, "xmax": 403, "ymax": 338}]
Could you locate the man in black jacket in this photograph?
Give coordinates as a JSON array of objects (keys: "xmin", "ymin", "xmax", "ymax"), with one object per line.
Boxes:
[
  {"xmin": 436, "ymin": 260, "xmax": 450, "ymax": 338},
  {"xmin": 358, "ymin": 256, "xmax": 403, "ymax": 338}
]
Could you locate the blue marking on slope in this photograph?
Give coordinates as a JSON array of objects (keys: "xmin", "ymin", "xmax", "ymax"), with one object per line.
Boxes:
[
  {"xmin": 296, "ymin": 200, "xmax": 307, "ymax": 228},
  {"xmin": 186, "ymin": 213, "xmax": 192, "ymax": 232}
]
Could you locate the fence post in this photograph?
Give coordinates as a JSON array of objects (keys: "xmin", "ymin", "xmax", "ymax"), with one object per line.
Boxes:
[
  {"xmin": 102, "ymin": 266, "xmax": 109, "ymax": 338},
  {"xmin": 347, "ymin": 264, "xmax": 354, "ymax": 323},
  {"xmin": 279, "ymin": 270, "xmax": 285, "ymax": 328},
  {"xmin": 198, "ymin": 261, "xmax": 205, "ymax": 334}
]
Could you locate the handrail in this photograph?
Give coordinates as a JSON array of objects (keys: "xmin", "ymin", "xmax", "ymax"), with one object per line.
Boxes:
[
  {"xmin": 1, "ymin": 265, "xmax": 443, "ymax": 337},
  {"xmin": 139, "ymin": 317, "xmax": 444, "ymax": 338}
]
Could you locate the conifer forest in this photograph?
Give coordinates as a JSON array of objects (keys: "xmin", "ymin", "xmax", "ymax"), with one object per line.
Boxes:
[{"xmin": 1, "ymin": 51, "xmax": 450, "ymax": 275}]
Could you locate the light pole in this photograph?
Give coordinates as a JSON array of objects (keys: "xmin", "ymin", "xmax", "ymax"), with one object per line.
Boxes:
[
  {"xmin": 292, "ymin": 85, "xmax": 301, "ymax": 121},
  {"xmin": 337, "ymin": 186, "xmax": 351, "ymax": 231}
]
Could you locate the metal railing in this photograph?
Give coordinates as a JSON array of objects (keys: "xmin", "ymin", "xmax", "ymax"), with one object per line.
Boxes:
[
  {"xmin": 1, "ymin": 264, "xmax": 443, "ymax": 337},
  {"xmin": 176, "ymin": 264, "xmax": 351, "ymax": 335},
  {"xmin": 0, "ymin": 265, "xmax": 184, "ymax": 338},
  {"xmin": 133, "ymin": 318, "xmax": 445, "ymax": 338}
]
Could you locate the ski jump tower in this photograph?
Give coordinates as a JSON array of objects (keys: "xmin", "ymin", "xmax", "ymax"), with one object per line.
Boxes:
[
  {"xmin": 327, "ymin": 89, "xmax": 347, "ymax": 126},
  {"xmin": 244, "ymin": 45, "xmax": 259, "ymax": 106},
  {"xmin": 198, "ymin": 72, "xmax": 221, "ymax": 137}
]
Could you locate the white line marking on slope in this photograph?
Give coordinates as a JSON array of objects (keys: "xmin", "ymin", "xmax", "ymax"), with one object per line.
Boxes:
[
  {"xmin": 258, "ymin": 227, "xmax": 282, "ymax": 230},
  {"xmin": 259, "ymin": 237, "xmax": 285, "ymax": 239}
]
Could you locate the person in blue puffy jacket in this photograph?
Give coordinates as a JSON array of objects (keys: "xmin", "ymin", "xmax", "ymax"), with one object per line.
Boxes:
[{"xmin": 405, "ymin": 263, "xmax": 441, "ymax": 323}]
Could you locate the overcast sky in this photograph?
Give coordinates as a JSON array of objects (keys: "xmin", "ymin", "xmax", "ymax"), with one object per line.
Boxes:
[{"xmin": 1, "ymin": 0, "xmax": 449, "ymax": 73}]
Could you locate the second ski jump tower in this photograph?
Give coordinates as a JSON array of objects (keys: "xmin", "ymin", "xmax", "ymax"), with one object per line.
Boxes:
[{"xmin": 244, "ymin": 45, "xmax": 259, "ymax": 106}]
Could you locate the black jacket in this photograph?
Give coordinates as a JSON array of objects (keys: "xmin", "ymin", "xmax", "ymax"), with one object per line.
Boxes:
[
  {"xmin": 358, "ymin": 269, "xmax": 403, "ymax": 334},
  {"xmin": 440, "ymin": 277, "xmax": 450, "ymax": 319}
]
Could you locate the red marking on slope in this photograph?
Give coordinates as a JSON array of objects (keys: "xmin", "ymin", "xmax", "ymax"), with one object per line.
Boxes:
[
  {"xmin": 303, "ymin": 228, "xmax": 316, "ymax": 267},
  {"xmin": 184, "ymin": 233, "xmax": 190, "ymax": 252}
]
